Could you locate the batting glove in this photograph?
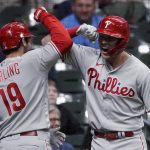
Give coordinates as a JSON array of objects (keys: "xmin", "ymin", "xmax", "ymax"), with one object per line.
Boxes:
[
  {"xmin": 76, "ymin": 23, "xmax": 98, "ymax": 42},
  {"xmin": 34, "ymin": 7, "xmax": 48, "ymax": 22},
  {"xmin": 50, "ymin": 127, "xmax": 66, "ymax": 148}
]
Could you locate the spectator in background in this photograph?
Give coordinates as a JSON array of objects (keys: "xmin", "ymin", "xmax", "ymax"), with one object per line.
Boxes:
[
  {"xmin": 98, "ymin": 0, "xmax": 112, "ymax": 9},
  {"xmin": 49, "ymin": 106, "xmax": 74, "ymax": 150},
  {"xmin": 48, "ymin": 79, "xmax": 84, "ymax": 135},
  {"xmin": 102, "ymin": 0, "xmax": 147, "ymax": 25},
  {"xmin": 53, "ymin": 0, "xmax": 72, "ymax": 19},
  {"xmin": 61, "ymin": 0, "xmax": 104, "ymax": 49}
]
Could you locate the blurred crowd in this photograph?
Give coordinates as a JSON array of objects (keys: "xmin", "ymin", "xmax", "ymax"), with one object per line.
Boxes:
[
  {"xmin": 0, "ymin": 0, "xmax": 150, "ymax": 61},
  {"xmin": 0, "ymin": 0, "xmax": 150, "ymax": 149}
]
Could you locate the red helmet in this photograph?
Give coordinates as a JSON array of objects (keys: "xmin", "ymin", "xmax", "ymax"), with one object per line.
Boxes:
[
  {"xmin": 97, "ymin": 16, "xmax": 130, "ymax": 55},
  {"xmin": 0, "ymin": 22, "xmax": 33, "ymax": 51}
]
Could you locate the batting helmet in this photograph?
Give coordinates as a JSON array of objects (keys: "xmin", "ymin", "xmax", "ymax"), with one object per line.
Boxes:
[
  {"xmin": 97, "ymin": 16, "xmax": 130, "ymax": 55},
  {"xmin": 0, "ymin": 22, "xmax": 33, "ymax": 51}
]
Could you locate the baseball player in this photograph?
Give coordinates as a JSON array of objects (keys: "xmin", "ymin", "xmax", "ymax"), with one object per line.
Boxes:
[
  {"xmin": 0, "ymin": 7, "xmax": 72, "ymax": 150},
  {"xmin": 43, "ymin": 16, "xmax": 150, "ymax": 150}
]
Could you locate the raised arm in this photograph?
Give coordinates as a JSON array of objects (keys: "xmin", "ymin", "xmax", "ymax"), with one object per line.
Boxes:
[{"xmin": 34, "ymin": 7, "xmax": 73, "ymax": 55}]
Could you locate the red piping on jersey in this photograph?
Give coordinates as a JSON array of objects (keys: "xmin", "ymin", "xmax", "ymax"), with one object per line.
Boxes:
[
  {"xmin": 40, "ymin": 12, "xmax": 73, "ymax": 55},
  {"xmin": 50, "ymin": 40, "xmax": 61, "ymax": 57}
]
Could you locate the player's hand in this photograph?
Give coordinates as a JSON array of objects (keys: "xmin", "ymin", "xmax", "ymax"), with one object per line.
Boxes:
[
  {"xmin": 50, "ymin": 127, "xmax": 66, "ymax": 148},
  {"xmin": 76, "ymin": 23, "xmax": 98, "ymax": 42},
  {"xmin": 34, "ymin": 7, "xmax": 48, "ymax": 22}
]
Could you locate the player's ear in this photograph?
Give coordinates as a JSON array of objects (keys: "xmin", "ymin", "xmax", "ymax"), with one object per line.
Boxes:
[{"xmin": 22, "ymin": 37, "xmax": 27, "ymax": 47}]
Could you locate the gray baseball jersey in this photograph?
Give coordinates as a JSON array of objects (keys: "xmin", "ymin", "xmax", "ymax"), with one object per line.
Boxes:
[
  {"xmin": 0, "ymin": 42, "xmax": 60, "ymax": 139},
  {"xmin": 64, "ymin": 43, "xmax": 150, "ymax": 131}
]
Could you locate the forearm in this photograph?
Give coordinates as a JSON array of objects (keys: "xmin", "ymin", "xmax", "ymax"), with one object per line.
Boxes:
[
  {"xmin": 41, "ymin": 27, "xmax": 79, "ymax": 46},
  {"xmin": 67, "ymin": 26, "xmax": 79, "ymax": 38}
]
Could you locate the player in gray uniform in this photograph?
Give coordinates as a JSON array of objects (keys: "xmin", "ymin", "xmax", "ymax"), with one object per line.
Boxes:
[
  {"xmin": 42, "ymin": 16, "xmax": 150, "ymax": 149},
  {"xmin": 0, "ymin": 7, "xmax": 72, "ymax": 150}
]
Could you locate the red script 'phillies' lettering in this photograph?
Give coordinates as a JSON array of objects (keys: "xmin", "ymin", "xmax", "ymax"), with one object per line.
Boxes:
[{"xmin": 87, "ymin": 68, "xmax": 135, "ymax": 97}]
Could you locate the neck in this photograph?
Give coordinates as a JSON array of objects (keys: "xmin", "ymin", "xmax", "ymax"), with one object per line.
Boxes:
[
  {"xmin": 6, "ymin": 47, "xmax": 25, "ymax": 58},
  {"xmin": 108, "ymin": 51, "xmax": 130, "ymax": 69},
  {"xmin": 75, "ymin": 14, "xmax": 92, "ymax": 24}
]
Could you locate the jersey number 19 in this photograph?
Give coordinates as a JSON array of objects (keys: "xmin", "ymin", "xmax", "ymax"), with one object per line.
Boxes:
[{"xmin": 0, "ymin": 82, "xmax": 26, "ymax": 116}]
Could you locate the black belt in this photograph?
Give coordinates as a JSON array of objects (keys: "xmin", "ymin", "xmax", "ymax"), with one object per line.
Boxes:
[{"xmin": 94, "ymin": 130, "xmax": 134, "ymax": 140}]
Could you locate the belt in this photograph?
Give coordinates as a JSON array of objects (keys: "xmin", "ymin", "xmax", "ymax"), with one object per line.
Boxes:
[
  {"xmin": 0, "ymin": 130, "xmax": 51, "ymax": 141},
  {"xmin": 20, "ymin": 131, "xmax": 38, "ymax": 136},
  {"xmin": 94, "ymin": 130, "xmax": 134, "ymax": 140}
]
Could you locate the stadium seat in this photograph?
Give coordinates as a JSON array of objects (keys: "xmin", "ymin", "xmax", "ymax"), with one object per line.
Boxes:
[
  {"xmin": 56, "ymin": 70, "xmax": 84, "ymax": 93},
  {"xmin": 66, "ymin": 134, "xmax": 85, "ymax": 150}
]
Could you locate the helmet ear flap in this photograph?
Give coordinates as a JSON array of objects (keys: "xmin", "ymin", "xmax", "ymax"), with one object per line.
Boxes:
[{"xmin": 107, "ymin": 38, "xmax": 127, "ymax": 55}]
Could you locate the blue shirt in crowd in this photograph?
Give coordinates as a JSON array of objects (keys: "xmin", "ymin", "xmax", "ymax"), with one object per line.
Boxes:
[
  {"xmin": 61, "ymin": 14, "xmax": 103, "ymax": 49},
  {"xmin": 52, "ymin": 142, "xmax": 74, "ymax": 150}
]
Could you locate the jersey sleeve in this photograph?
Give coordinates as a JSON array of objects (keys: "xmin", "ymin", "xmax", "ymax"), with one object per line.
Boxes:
[
  {"xmin": 138, "ymin": 69, "xmax": 150, "ymax": 112},
  {"xmin": 23, "ymin": 42, "xmax": 60, "ymax": 74}
]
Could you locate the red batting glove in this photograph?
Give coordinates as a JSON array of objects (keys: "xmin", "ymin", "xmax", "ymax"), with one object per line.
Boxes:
[{"xmin": 34, "ymin": 7, "xmax": 49, "ymax": 22}]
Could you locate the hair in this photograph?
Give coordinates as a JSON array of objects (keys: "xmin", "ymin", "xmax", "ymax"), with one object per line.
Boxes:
[
  {"xmin": 72, "ymin": 0, "xmax": 96, "ymax": 4},
  {"xmin": 48, "ymin": 79, "xmax": 57, "ymax": 87},
  {"xmin": 2, "ymin": 37, "xmax": 30, "ymax": 56},
  {"xmin": 2, "ymin": 42, "xmax": 21, "ymax": 56},
  {"xmin": 48, "ymin": 79, "xmax": 59, "ymax": 93},
  {"xmin": 49, "ymin": 105, "xmax": 61, "ymax": 118}
]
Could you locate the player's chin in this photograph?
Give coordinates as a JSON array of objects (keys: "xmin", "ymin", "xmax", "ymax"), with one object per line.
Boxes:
[
  {"xmin": 101, "ymin": 50, "xmax": 110, "ymax": 58},
  {"xmin": 53, "ymin": 125, "xmax": 60, "ymax": 128}
]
